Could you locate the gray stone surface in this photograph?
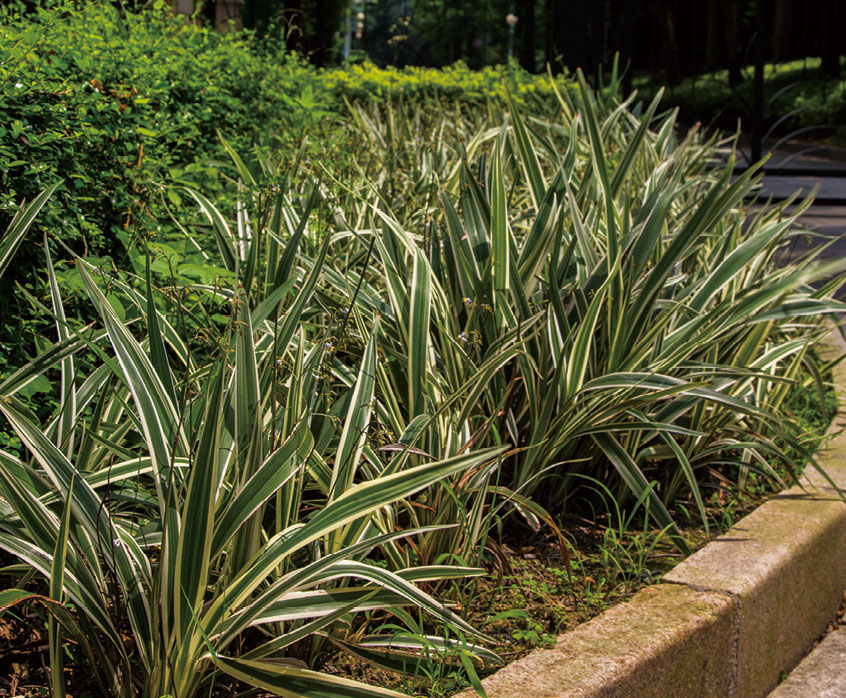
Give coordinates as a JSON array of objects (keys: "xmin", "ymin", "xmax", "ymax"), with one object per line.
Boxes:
[
  {"xmin": 736, "ymin": 140, "xmax": 846, "ymax": 169},
  {"xmin": 774, "ymin": 207, "xmax": 846, "ymax": 279},
  {"xmin": 756, "ymin": 175, "xmax": 846, "ymax": 201},
  {"xmin": 802, "ymin": 330, "xmax": 846, "ymax": 493},
  {"xmin": 768, "ymin": 627, "xmax": 846, "ymax": 698},
  {"xmin": 663, "ymin": 487, "xmax": 846, "ymax": 697},
  {"xmin": 730, "ymin": 141, "xmax": 846, "ymax": 201},
  {"xmin": 456, "ymin": 584, "xmax": 735, "ymax": 698},
  {"xmin": 744, "ymin": 148, "xmax": 846, "ymax": 292},
  {"xmin": 756, "ymin": 152, "xmax": 846, "ymax": 172}
]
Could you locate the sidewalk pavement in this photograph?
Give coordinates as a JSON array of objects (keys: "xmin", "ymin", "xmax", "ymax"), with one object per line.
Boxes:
[{"xmin": 768, "ymin": 626, "xmax": 846, "ymax": 698}]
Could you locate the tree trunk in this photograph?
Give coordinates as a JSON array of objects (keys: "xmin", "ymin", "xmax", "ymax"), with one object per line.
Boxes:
[
  {"xmin": 724, "ymin": 0, "xmax": 742, "ymax": 86},
  {"xmin": 772, "ymin": 0, "xmax": 789, "ymax": 61},
  {"xmin": 705, "ymin": 0, "xmax": 718, "ymax": 68},
  {"xmin": 520, "ymin": 0, "xmax": 536, "ymax": 72},
  {"xmin": 591, "ymin": 0, "xmax": 606, "ymax": 86},
  {"xmin": 544, "ymin": 0, "xmax": 555, "ymax": 69},
  {"xmin": 662, "ymin": 1, "xmax": 680, "ymax": 85},
  {"xmin": 751, "ymin": 0, "xmax": 770, "ymax": 162},
  {"xmin": 556, "ymin": 0, "xmax": 589, "ymax": 74},
  {"xmin": 621, "ymin": 0, "xmax": 636, "ymax": 94},
  {"xmin": 820, "ymin": 0, "xmax": 841, "ymax": 78}
]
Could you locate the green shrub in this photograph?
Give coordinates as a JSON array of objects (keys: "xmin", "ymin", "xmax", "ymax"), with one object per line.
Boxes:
[
  {"xmin": 0, "ymin": 1, "xmax": 326, "ymax": 255},
  {"xmin": 0, "ymin": 3, "xmax": 276, "ymax": 370}
]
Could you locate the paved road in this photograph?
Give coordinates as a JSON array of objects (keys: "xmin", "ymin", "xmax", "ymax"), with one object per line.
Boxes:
[
  {"xmin": 742, "ymin": 150, "xmax": 846, "ymax": 173},
  {"xmin": 768, "ymin": 626, "xmax": 846, "ymax": 697},
  {"xmin": 748, "ymin": 145, "xmax": 846, "ymax": 202},
  {"xmin": 739, "ymin": 148, "xmax": 846, "ymax": 291},
  {"xmin": 757, "ymin": 175, "xmax": 846, "ymax": 201},
  {"xmin": 775, "ymin": 206, "xmax": 846, "ymax": 267}
]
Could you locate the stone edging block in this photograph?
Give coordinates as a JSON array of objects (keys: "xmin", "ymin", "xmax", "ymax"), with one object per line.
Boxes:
[
  {"xmin": 663, "ymin": 486, "xmax": 846, "ymax": 697},
  {"xmin": 457, "ymin": 329, "xmax": 846, "ymax": 698},
  {"xmin": 458, "ymin": 584, "xmax": 735, "ymax": 698},
  {"xmin": 803, "ymin": 329, "xmax": 846, "ymax": 492}
]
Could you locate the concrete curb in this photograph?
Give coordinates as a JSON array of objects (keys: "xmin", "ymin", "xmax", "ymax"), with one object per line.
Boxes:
[{"xmin": 457, "ymin": 329, "xmax": 846, "ymax": 698}]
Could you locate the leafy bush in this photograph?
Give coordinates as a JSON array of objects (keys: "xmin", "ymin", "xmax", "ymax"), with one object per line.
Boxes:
[
  {"xmin": 0, "ymin": 2, "xmax": 276, "ymax": 372},
  {"xmin": 0, "ymin": 190, "xmax": 505, "ymax": 697},
  {"xmin": 0, "ymin": 1, "xmax": 332, "ymax": 260},
  {"xmin": 325, "ymin": 79, "xmax": 845, "ymax": 560}
]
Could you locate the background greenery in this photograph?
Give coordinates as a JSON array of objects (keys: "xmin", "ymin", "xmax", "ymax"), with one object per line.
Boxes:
[{"xmin": 637, "ymin": 57, "xmax": 846, "ymax": 146}]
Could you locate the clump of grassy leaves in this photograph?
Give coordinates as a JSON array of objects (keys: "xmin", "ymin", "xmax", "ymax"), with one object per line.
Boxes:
[{"xmin": 0, "ymin": 65, "xmax": 844, "ymax": 698}]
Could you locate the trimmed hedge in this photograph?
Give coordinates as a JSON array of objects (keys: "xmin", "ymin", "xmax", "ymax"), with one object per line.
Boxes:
[{"xmin": 319, "ymin": 60, "xmax": 571, "ymax": 102}]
